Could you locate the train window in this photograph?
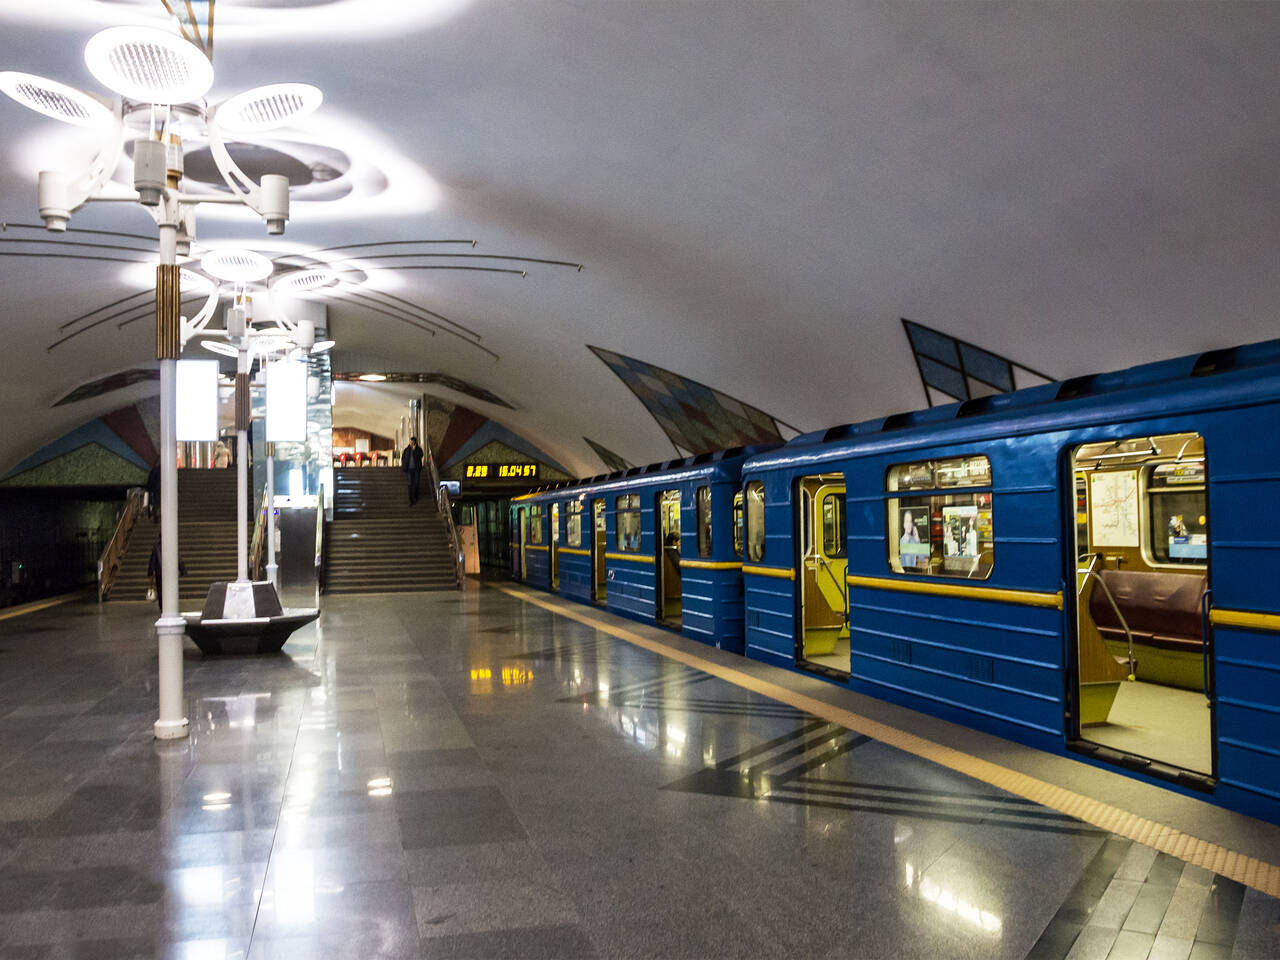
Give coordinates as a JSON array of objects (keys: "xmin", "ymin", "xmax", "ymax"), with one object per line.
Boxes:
[
  {"xmin": 566, "ymin": 500, "xmax": 584, "ymax": 548},
  {"xmin": 822, "ymin": 493, "xmax": 846, "ymax": 558},
  {"xmin": 733, "ymin": 491, "xmax": 744, "ymax": 557},
  {"xmin": 744, "ymin": 481, "xmax": 765, "ymax": 562},
  {"xmin": 528, "ymin": 505, "xmax": 544, "ymax": 546},
  {"xmin": 1148, "ymin": 460, "xmax": 1207, "ymax": 565},
  {"xmin": 616, "ymin": 494, "xmax": 642, "ymax": 552},
  {"xmin": 696, "ymin": 486, "xmax": 712, "ymax": 558},
  {"xmin": 886, "ymin": 456, "xmax": 993, "ymax": 579},
  {"xmin": 887, "ymin": 455, "xmax": 991, "ymax": 492}
]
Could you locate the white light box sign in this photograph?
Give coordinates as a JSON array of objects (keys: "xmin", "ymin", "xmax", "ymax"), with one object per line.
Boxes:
[
  {"xmin": 176, "ymin": 360, "xmax": 219, "ymax": 441},
  {"xmin": 266, "ymin": 359, "xmax": 307, "ymax": 442}
]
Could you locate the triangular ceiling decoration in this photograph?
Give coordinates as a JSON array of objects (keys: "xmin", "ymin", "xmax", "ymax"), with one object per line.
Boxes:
[
  {"xmin": 584, "ymin": 437, "xmax": 631, "ymax": 473},
  {"xmin": 588, "ymin": 345, "xmax": 793, "ymax": 455},
  {"xmin": 902, "ymin": 319, "xmax": 1054, "ymax": 407},
  {"xmin": 0, "ymin": 442, "xmax": 148, "ymax": 487}
]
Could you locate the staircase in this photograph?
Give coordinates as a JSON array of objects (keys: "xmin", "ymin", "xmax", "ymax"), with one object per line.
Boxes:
[
  {"xmin": 108, "ymin": 469, "xmax": 243, "ymax": 602},
  {"xmin": 324, "ymin": 467, "xmax": 458, "ymax": 593}
]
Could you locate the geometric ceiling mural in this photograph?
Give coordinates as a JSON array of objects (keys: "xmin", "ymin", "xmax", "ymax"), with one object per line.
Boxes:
[
  {"xmin": 588, "ymin": 345, "xmax": 794, "ymax": 456},
  {"xmin": 902, "ymin": 318, "xmax": 1053, "ymax": 407},
  {"xmin": 583, "ymin": 437, "xmax": 632, "ymax": 473},
  {"xmin": 2, "ymin": 397, "xmax": 158, "ymax": 487},
  {"xmin": 425, "ymin": 396, "xmax": 571, "ymax": 482},
  {"xmin": 162, "ymin": 2, "xmax": 215, "ymax": 58}
]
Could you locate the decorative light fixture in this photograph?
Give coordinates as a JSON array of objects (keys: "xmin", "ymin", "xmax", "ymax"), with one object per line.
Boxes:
[
  {"xmin": 270, "ymin": 267, "xmax": 336, "ymax": 296},
  {"xmin": 358, "ymin": 373, "xmax": 387, "ymax": 382},
  {"xmin": 215, "ymin": 83, "xmax": 323, "ymax": 134},
  {"xmin": 199, "ymin": 338, "xmax": 239, "ymax": 358},
  {"xmin": 83, "ymin": 25, "xmax": 215, "ymax": 104},
  {"xmin": 201, "ymin": 248, "xmax": 273, "ymax": 284},
  {"xmin": 0, "ymin": 71, "xmax": 111, "ymax": 126}
]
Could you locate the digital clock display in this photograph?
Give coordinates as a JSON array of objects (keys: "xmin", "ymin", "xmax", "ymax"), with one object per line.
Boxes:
[{"xmin": 465, "ymin": 464, "xmax": 538, "ymax": 479}]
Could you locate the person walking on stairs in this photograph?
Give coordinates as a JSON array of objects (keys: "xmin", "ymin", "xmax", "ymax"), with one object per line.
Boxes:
[{"xmin": 402, "ymin": 436, "xmax": 425, "ymax": 506}]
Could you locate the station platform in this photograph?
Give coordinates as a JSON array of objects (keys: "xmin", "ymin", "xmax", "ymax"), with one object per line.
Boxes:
[{"xmin": 0, "ymin": 584, "xmax": 1278, "ymax": 959}]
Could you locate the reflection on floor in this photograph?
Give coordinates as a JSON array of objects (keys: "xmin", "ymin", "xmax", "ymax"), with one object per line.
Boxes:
[
  {"xmin": 1084, "ymin": 679, "xmax": 1212, "ymax": 774},
  {"xmin": 0, "ymin": 587, "xmax": 1271, "ymax": 958},
  {"xmin": 805, "ymin": 636, "xmax": 850, "ymax": 674}
]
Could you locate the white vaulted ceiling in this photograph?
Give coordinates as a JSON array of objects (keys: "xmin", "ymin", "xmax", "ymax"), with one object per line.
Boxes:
[{"xmin": 0, "ymin": 1, "xmax": 1278, "ymax": 476}]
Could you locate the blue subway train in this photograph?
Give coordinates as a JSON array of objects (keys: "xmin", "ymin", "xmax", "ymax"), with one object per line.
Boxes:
[
  {"xmin": 511, "ymin": 446, "xmax": 775, "ymax": 651},
  {"xmin": 511, "ymin": 339, "xmax": 1280, "ymax": 824}
]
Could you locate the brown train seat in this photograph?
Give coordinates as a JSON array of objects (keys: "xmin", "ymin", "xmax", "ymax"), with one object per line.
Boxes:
[{"xmin": 1089, "ymin": 569, "xmax": 1207, "ymax": 654}]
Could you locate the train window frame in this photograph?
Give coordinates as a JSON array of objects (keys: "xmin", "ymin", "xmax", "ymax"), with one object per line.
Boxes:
[
  {"xmin": 744, "ymin": 481, "xmax": 765, "ymax": 562},
  {"xmin": 616, "ymin": 493, "xmax": 642, "ymax": 553},
  {"xmin": 527, "ymin": 504, "xmax": 544, "ymax": 546},
  {"xmin": 696, "ymin": 486, "xmax": 712, "ymax": 558},
  {"xmin": 884, "ymin": 455, "xmax": 993, "ymax": 580},
  {"xmin": 566, "ymin": 500, "xmax": 584, "ymax": 548},
  {"xmin": 822, "ymin": 492, "xmax": 846, "ymax": 559},
  {"xmin": 1142, "ymin": 456, "xmax": 1208, "ymax": 570}
]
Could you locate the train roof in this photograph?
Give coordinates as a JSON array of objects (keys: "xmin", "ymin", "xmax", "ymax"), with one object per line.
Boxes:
[
  {"xmin": 513, "ymin": 443, "xmax": 779, "ymax": 503},
  {"xmin": 745, "ymin": 337, "xmax": 1280, "ymax": 472}
]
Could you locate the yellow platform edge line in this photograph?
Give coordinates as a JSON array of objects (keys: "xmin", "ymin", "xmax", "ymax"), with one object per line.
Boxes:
[
  {"xmin": 492, "ymin": 582, "xmax": 1280, "ymax": 900},
  {"xmin": 848, "ymin": 574, "xmax": 1063, "ymax": 610},
  {"xmin": 0, "ymin": 589, "xmax": 86, "ymax": 622},
  {"xmin": 1211, "ymin": 608, "xmax": 1280, "ymax": 633},
  {"xmin": 605, "ymin": 552, "xmax": 654, "ymax": 564},
  {"xmin": 743, "ymin": 565, "xmax": 795, "ymax": 580}
]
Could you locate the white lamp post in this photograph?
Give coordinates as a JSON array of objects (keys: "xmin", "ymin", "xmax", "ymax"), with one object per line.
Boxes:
[{"xmin": 1, "ymin": 24, "xmax": 322, "ymax": 740}]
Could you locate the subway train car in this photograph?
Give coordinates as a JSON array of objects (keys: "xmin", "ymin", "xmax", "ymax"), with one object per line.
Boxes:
[
  {"xmin": 740, "ymin": 339, "xmax": 1280, "ymax": 822},
  {"xmin": 511, "ymin": 447, "xmax": 775, "ymax": 651}
]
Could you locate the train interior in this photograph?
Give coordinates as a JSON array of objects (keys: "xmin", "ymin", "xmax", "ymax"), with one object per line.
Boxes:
[
  {"xmin": 550, "ymin": 503, "xmax": 561, "ymax": 591},
  {"xmin": 797, "ymin": 474, "xmax": 849, "ymax": 676},
  {"xmin": 657, "ymin": 490, "xmax": 682, "ymax": 627},
  {"xmin": 517, "ymin": 507, "xmax": 528, "ymax": 580},
  {"xmin": 1070, "ymin": 432, "xmax": 1213, "ymax": 778},
  {"xmin": 592, "ymin": 498, "xmax": 607, "ymax": 603}
]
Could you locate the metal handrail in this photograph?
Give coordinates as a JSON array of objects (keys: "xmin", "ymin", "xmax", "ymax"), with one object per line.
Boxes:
[
  {"xmin": 248, "ymin": 487, "xmax": 269, "ymax": 580},
  {"xmin": 422, "ymin": 444, "xmax": 463, "ymax": 588},
  {"xmin": 97, "ymin": 487, "xmax": 146, "ymax": 600},
  {"xmin": 1078, "ymin": 553, "xmax": 1136, "ymax": 678},
  {"xmin": 314, "ymin": 482, "xmax": 325, "ymax": 575}
]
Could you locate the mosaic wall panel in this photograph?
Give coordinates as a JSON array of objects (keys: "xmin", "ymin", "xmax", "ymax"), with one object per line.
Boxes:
[
  {"xmin": 902, "ymin": 319, "xmax": 1052, "ymax": 406},
  {"xmin": 583, "ymin": 437, "xmax": 632, "ymax": 473}
]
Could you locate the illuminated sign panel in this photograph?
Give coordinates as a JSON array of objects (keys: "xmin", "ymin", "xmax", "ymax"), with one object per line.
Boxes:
[{"xmin": 465, "ymin": 464, "xmax": 538, "ymax": 479}]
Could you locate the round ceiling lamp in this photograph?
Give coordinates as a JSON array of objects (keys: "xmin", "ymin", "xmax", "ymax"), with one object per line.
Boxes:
[
  {"xmin": 200, "ymin": 248, "xmax": 273, "ymax": 284},
  {"xmin": 216, "ymin": 83, "xmax": 323, "ymax": 133},
  {"xmin": 357, "ymin": 373, "xmax": 386, "ymax": 382},
  {"xmin": 84, "ymin": 25, "xmax": 214, "ymax": 105},
  {"xmin": 0, "ymin": 71, "xmax": 112, "ymax": 126},
  {"xmin": 179, "ymin": 267, "xmax": 213, "ymax": 291},
  {"xmin": 271, "ymin": 267, "xmax": 337, "ymax": 296},
  {"xmin": 311, "ymin": 339, "xmax": 335, "ymax": 354}
]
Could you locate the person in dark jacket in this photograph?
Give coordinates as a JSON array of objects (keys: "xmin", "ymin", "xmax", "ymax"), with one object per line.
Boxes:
[
  {"xmin": 147, "ymin": 538, "xmax": 187, "ymax": 610},
  {"xmin": 402, "ymin": 437, "xmax": 426, "ymax": 505}
]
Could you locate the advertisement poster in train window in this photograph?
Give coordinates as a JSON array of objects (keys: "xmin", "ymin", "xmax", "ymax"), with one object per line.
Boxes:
[
  {"xmin": 1088, "ymin": 470, "xmax": 1140, "ymax": 547},
  {"xmin": 897, "ymin": 504, "xmax": 930, "ymax": 569}
]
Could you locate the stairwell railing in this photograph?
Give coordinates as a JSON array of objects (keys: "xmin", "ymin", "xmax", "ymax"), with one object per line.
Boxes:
[
  {"xmin": 97, "ymin": 487, "xmax": 147, "ymax": 601},
  {"xmin": 425, "ymin": 450, "xmax": 464, "ymax": 588},
  {"xmin": 314, "ymin": 482, "xmax": 326, "ymax": 593},
  {"xmin": 248, "ymin": 488, "xmax": 269, "ymax": 580}
]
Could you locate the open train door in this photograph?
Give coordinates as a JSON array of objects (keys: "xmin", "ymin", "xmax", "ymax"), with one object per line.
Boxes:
[
  {"xmin": 591, "ymin": 498, "xmax": 607, "ymax": 603},
  {"xmin": 796, "ymin": 474, "xmax": 849, "ymax": 677},
  {"xmin": 516, "ymin": 507, "xmax": 528, "ymax": 581},
  {"xmin": 1067, "ymin": 433, "xmax": 1215, "ymax": 786},
  {"xmin": 550, "ymin": 502, "xmax": 561, "ymax": 592}
]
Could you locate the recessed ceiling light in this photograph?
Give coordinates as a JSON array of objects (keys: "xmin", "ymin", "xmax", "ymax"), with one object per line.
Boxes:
[
  {"xmin": 200, "ymin": 339, "xmax": 239, "ymax": 358},
  {"xmin": 0, "ymin": 71, "xmax": 112, "ymax": 126},
  {"xmin": 357, "ymin": 373, "xmax": 386, "ymax": 382},
  {"xmin": 84, "ymin": 26, "xmax": 215, "ymax": 105},
  {"xmin": 216, "ymin": 82, "xmax": 323, "ymax": 133},
  {"xmin": 201, "ymin": 249, "xmax": 273, "ymax": 283}
]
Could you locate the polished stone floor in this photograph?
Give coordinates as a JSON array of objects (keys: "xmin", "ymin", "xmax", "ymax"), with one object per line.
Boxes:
[{"xmin": 0, "ymin": 587, "xmax": 1278, "ymax": 959}]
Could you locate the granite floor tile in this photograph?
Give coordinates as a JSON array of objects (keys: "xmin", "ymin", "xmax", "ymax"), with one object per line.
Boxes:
[
  {"xmin": 412, "ymin": 879, "xmax": 580, "ymax": 939},
  {"xmin": 416, "ymin": 923, "xmax": 597, "ymax": 960},
  {"xmin": 393, "ymin": 786, "xmax": 527, "ymax": 850}
]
